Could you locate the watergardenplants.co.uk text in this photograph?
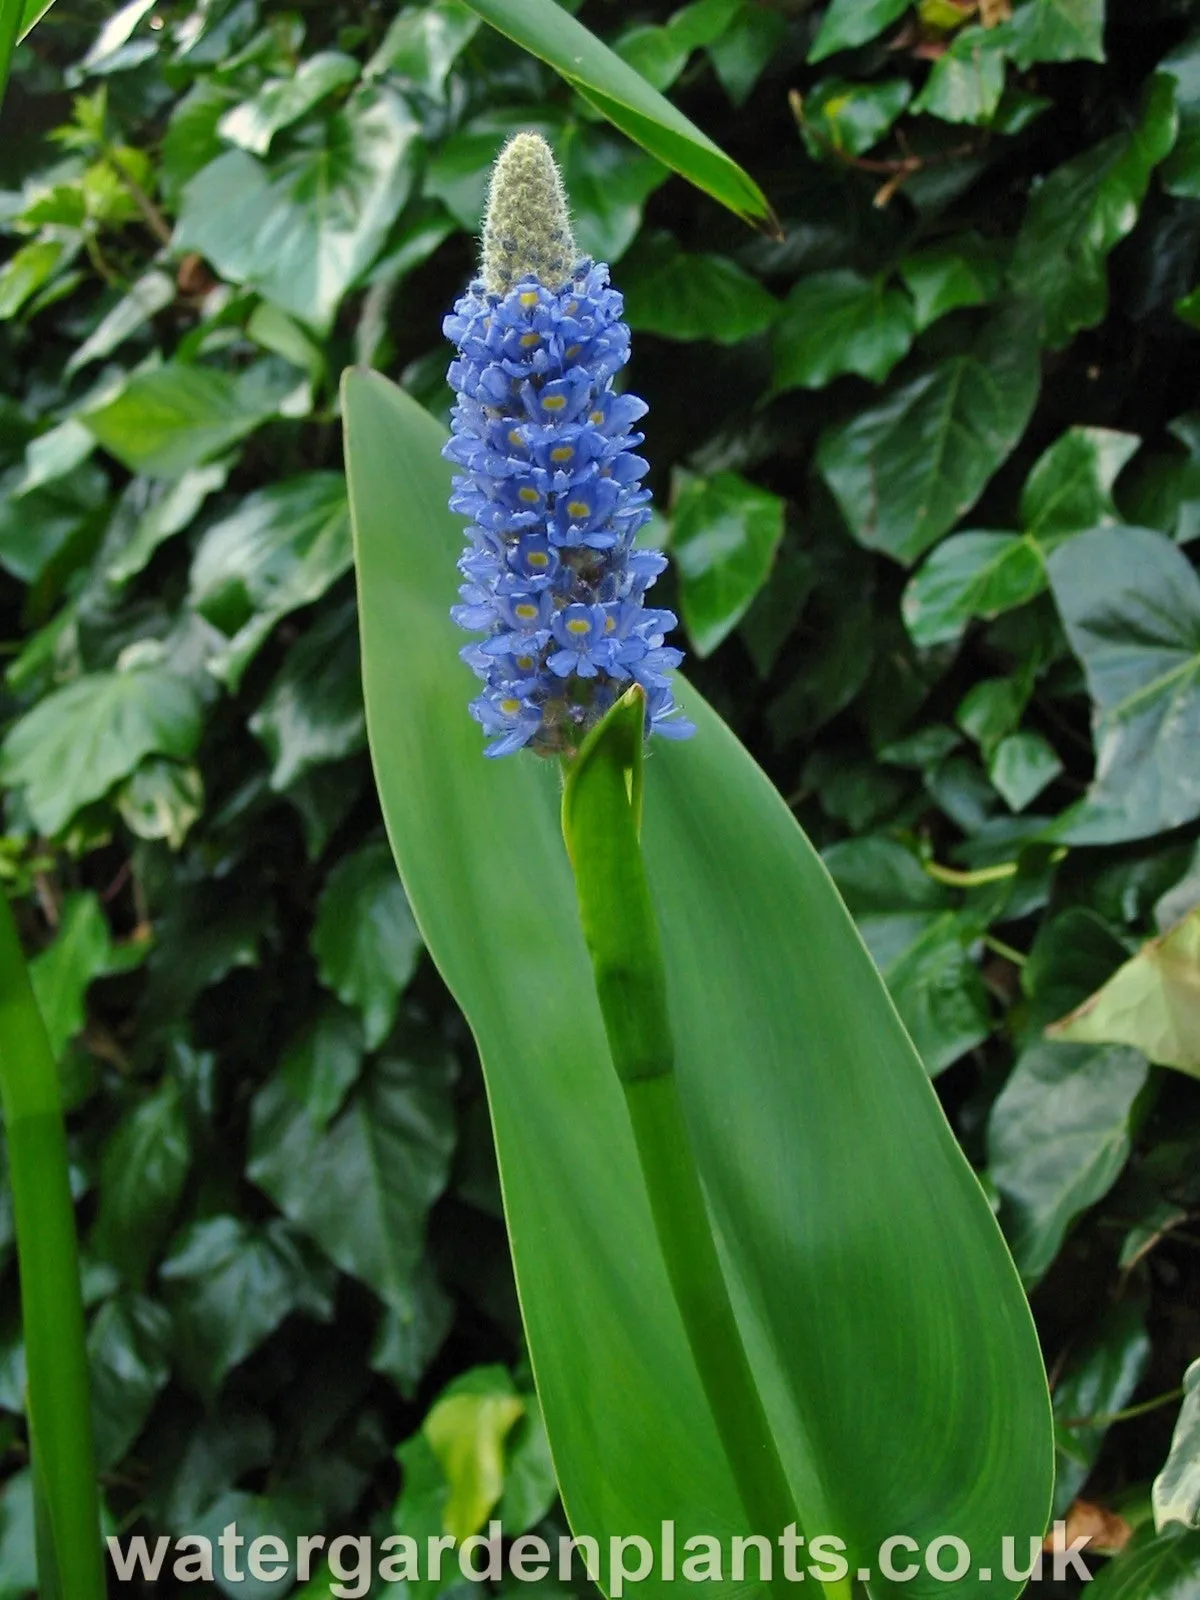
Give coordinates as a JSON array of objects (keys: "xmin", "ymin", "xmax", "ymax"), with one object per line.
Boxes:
[{"xmin": 107, "ymin": 1519, "xmax": 1099, "ymax": 1594}]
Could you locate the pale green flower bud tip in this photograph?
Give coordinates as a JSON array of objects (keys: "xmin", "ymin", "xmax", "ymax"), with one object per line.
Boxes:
[{"xmin": 481, "ymin": 132, "xmax": 578, "ymax": 297}]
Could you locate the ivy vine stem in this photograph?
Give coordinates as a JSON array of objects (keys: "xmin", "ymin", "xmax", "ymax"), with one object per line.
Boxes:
[{"xmin": 0, "ymin": 892, "xmax": 106, "ymax": 1600}]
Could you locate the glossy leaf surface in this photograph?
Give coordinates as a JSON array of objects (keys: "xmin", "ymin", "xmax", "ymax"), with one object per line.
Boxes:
[
  {"xmin": 460, "ymin": 0, "xmax": 776, "ymax": 231},
  {"xmin": 344, "ymin": 367, "xmax": 1052, "ymax": 1600}
]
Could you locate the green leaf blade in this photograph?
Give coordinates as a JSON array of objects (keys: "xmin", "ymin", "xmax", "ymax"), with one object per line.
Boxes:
[
  {"xmin": 344, "ymin": 367, "xmax": 1054, "ymax": 1600},
  {"xmin": 460, "ymin": 0, "xmax": 777, "ymax": 233}
]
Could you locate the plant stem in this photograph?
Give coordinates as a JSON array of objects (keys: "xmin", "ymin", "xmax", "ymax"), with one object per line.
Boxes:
[
  {"xmin": 0, "ymin": 0, "xmax": 22, "ymax": 118},
  {"xmin": 561, "ymin": 690, "xmax": 851, "ymax": 1600},
  {"xmin": 0, "ymin": 892, "xmax": 106, "ymax": 1600}
]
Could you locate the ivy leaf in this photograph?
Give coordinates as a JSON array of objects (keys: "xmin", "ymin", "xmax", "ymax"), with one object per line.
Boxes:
[
  {"xmin": 822, "ymin": 837, "xmax": 989, "ymax": 1076},
  {"xmin": 0, "ymin": 662, "xmax": 203, "ymax": 836},
  {"xmin": 669, "ymin": 470, "xmax": 785, "ymax": 656},
  {"xmin": 81, "ymin": 360, "xmax": 296, "ymax": 478},
  {"xmin": 1052, "ymin": 1300, "xmax": 1150, "ymax": 1515},
  {"xmin": 91, "ymin": 1074, "xmax": 192, "ymax": 1289},
  {"xmin": 1009, "ymin": 75, "xmax": 1177, "ymax": 349},
  {"xmin": 797, "ymin": 78, "xmax": 912, "ymax": 160},
  {"xmin": 1153, "ymin": 1356, "xmax": 1200, "ymax": 1532},
  {"xmin": 1047, "ymin": 909, "xmax": 1200, "ymax": 1077},
  {"xmin": 989, "ymin": 731, "xmax": 1063, "ymax": 812},
  {"xmin": 117, "ymin": 757, "xmax": 204, "ymax": 849},
  {"xmin": 249, "ymin": 599, "xmax": 366, "ymax": 789},
  {"xmin": 620, "ymin": 232, "xmax": 777, "ymax": 344},
  {"xmin": 817, "ymin": 303, "xmax": 1041, "ymax": 564},
  {"xmin": 217, "ymin": 52, "xmax": 361, "ymax": 155},
  {"xmin": 160, "ymin": 1216, "xmax": 336, "ymax": 1398},
  {"xmin": 902, "ymin": 531, "xmax": 1040, "ymax": 648},
  {"xmin": 64, "ymin": 269, "xmax": 175, "ymax": 377},
  {"xmin": 28, "ymin": 891, "xmax": 129, "ymax": 1059},
  {"xmin": 1048, "ymin": 526, "xmax": 1200, "ymax": 843},
  {"xmin": 248, "ymin": 1044, "xmax": 456, "ymax": 1311},
  {"xmin": 898, "ymin": 236, "xmax": 1004, "ymax": 331},
  {"xmin": 1008, "ymin": 0, "xmax": 1106, "ymax": 69},
  {"xmin": 88, "ymin": 1293, "xmax": 172, "ymax": 1471},
  {"xmin": 1021, "ymin": 424, "xmax": 1140, "ymax": 535},
  {"xmin": 365, "ymin": 0, "xmax": 480, "ymax": 98},
  {"xmin": 189, "ymin": 472, "xmax": 352, "ymax": 691},
  {"xmin": 174, "ymin": 86, "xmax": 421, "ymax": 334},
  {"xmin": 912, "ymin": 26, "xmax": 1009, "ymax": 126},
  {"xmin": 1084, "ymin": 1526, "xmax": 1200, "ymax": 1600},
  {"xmin": 311, "ymin": 841, "xmax": 424, "ymax": 1048},
  {"xmin": 772, "ymin": 270, "xmax": 914, "ymax": 392},
  {"xmin": 901, "ymin": 425, "xmax": 1139, "ymax": 646},
  {"xmin": 987, "ymin": 1039, "xmax": 1149, "ymax": 1285},
  {"xmin": 809, "ymin": 0, "xmax": 910, "ymax": 63},
  {"xmin": 425, "ymin": 1373, "xmax": 525, "ymax": 1542},
  {"xmin": 707, "ymin": 4, "xmax": 786, "ymax": 105},
  {"xmin": 1159, "ymin": 33, "xmax": 1200, "ymax": 199}
]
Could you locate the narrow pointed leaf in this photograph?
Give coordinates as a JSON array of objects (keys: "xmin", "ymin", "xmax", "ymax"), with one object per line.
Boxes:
[
  {"xmin": 344, "ymin": 367, "xmax": 1053, "ymax": 1600},
  {"xmin": 460, "ymin": 0, "xmax": 776, "ymax": 233}
]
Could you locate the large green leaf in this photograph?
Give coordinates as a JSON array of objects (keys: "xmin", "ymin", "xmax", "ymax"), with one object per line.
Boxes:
[
  {"xmin": 1086, "ymin": 1528, "xmax": 1200, "ymax": 1600},
  {"xmin": 808, "ymin": 0, "xmax": 909, "ymax": 63},
  {"xmin": 817, "ymin": 304, "xmax": 1041, "ymax": 564},
  {"xmin": 310, "ymin": 841, "xmax": 425, "ymax": 1048},
  {"xmin": 621, "ymin": 232, "xmax": 777, "ymax": 344},
  {"xmin": 81, "ymin": 361, "xmax": 295, "ymax": 478},
  {"xmin": 90, "ymin": 1074, "xmax": 192, "ymax": 1289},
  {"xmin": 1009, "ymin": 75, "xmax": 1177, "ymax": 349},
  {"xmin": 1159, "ymin": 33, "xmax": 1200, "ymax": 198},
  {"xmin": 1007, "ymin": 0, "xmax": 1105, "ymax": 68},
  {"xmin": 248, "ymin": 1040, "xmax": 455, "ymax": 1311},
  {"xmin": 1051, "ymin": 1299, "xmax": 1151, "ymax": 1516},
  {"xmin": 1048, "ymin": 909, "xmax": 1200, "ymax": 1076},
  {"xmin": 1047, "ymin": 526, "xmax": 1200, "ymax": 844},
  {"xmin": 174, "ymin": 86, "xmax": 420, "ymax": 334},
  {"xmin": 1154, "ymin": 1357, "xmax": 1200, "ymax": 1533},
  {"xmin": 344, "ymin": 368, "xmax": 1053, "ymax": 1600},
  {"xmin": 669, "ymin": 471, "xmax": 784, "ymax": 657},
  {"xmin": 460, "ymin": 0, "xmax": 776, "ymax": 232},
  {"xmin": 160, "ymin": 1215, "xmax": 335, "ymax": 1398},
  {"xmin": 822, "ymin": 838, "xmax": 990, "ymax": 1077},
  {"xmin": 901, "ymin": 426, "xmax": 1140, "ymax": 647},
  {"xmin": 771, "ymin": 270, "xmax": 914, "ymax": 393},
  {"xmin": 986, "ymin": 1039, "xmax": 1149, "ymax": 1286},
  {"xmin": 249, "ymin": 600, "xmax": 366, "ymax": 789},
  {"xmin": 188, "ymin": 472, "xmax": 352, "ymax": 690},
  {"xmin": 0, "ymin": 662, "xmax": 203, "ymax": 836}
]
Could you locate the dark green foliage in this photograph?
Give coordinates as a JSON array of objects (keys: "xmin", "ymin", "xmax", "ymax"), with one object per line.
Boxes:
[{"xmin": 0, "ymin": 0, "xmax": 1198, "ymax": 1594}]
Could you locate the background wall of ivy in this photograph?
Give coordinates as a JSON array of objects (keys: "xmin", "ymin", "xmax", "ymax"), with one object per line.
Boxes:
[{"xmin": 0, "ymin": 0, "xmax": 1198, "ymax": 1595}]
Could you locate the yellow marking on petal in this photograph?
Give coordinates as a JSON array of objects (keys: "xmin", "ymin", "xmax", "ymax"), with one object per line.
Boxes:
[
  {"xmin": 520, "ymin": 331, "xmax": 541, "ymax": 347},
  {"xmin": 500, "ymin": 698, "xmax": 522, "ymax": 715},
  {"xmin": 515, "ymin": 655, "xmax": 534, "ymax": 670},
  {"xmin": 518, "ymin": 487, "xmax": 540, "ymax": 503},
  {"xmin": 550, "ymin": 445, "xmax": 574, "ymax": 462},
  {"xmin": 541, "ymin": 394, "xmax": 567, "ymax": 412},
  {"xmin": 565, "ymin": 344, "xmax": 581, "ymax": 359},
  {"xmin": 566, "ymin": 301, "xmax": 579, "ymax": 313},
  {"xmin": 519, "ymin": 291, "xmax": 539, "ymax": 307},
  {"xmin": 566, "ymin": 618, "xmax": 591, "ymax": 635},
  {"xmin": 508, "ymin": 429, "xmax": 524, "ymax": 447},
  {"xmin": 589, "ymin": 409, "xmax": 604, "ymax": 424},
  {"xmin": 515, "ymin": 603, "xmax": 538, "ymax": 621},
  {"xmin": 604, "ymin": 615, "xmax": 616, "ymax": 632},
  {"xmin": 527, "ymin": 551, "xmax": 549, "ymax": 568},
  {"xmin": 567, "ymin": 500, "xmax": 590, "ymax": 519}
]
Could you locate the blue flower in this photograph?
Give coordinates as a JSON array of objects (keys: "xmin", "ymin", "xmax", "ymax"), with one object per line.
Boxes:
[{"xmin": 444, "ymin": 253, "xmax": 694, "ymax": 757}]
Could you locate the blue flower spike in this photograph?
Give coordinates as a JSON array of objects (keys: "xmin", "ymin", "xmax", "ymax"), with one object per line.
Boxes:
[{"xmin": 443, "ymin": 131, "xmax": 694, "ymax": 759}]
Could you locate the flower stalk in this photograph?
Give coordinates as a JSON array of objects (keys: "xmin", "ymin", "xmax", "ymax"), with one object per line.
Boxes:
[
  {"xmin": 0, "ymin": 892, "xmax": 105, "ymax": 1600},
  {"xmin": 561, "ymin": 689, "xmax": 851, "ymax": 1600}
]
